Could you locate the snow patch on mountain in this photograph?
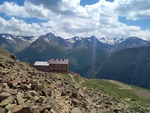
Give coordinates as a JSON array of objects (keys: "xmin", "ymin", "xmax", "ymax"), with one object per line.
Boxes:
[
  {"xmin": 44, "ymin": 38, "xmax": 50, "ymax": 43},
  {"xmin": 5, "ymin": 36, "xmax": 16, "ymax": 43},
  {"xmin": 98, "ymin": 37, "xmax": 124, "ymax": 45},
  {"xmin": 30, "ymin": 36, "xmax": 39, "ymax": 43},
  {"xmin": 87, "ymin": 38, "xmax": 92, "ymax": 42},
  {"xmin": 2, "ymin": 35, "xmax": 6, "ymax": 38},
  {"xmin": 66, "ymin": 36, "xmax": 83, "ymax": 43},
  {"xmin": 17, "ymin": 37, "xmax": 28, "ymax": 41}
]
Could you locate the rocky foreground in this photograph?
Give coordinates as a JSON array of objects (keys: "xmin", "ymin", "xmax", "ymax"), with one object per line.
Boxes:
[{"xmin": 0, "ymin": 47, "xmax": 147, "ymax": 113}]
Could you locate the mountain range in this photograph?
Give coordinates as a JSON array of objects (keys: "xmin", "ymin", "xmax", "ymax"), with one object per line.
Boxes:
[
  {"xmin": 1, "ymin": 33, "xmax": 149, "ymax": 53},
  {"xmin": 0, "ymin": 32, "xmax": 150, "ymax": 89}
]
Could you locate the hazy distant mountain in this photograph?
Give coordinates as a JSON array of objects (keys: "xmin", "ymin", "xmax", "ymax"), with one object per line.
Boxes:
[
  {"xmin": 72, "ymin": 36, "xmax": 112, "ymax": 49},
  {"xmin": 1, "ymin": 33, "xmax": 149, "ymax": 54},
  {"xmin": 95, "ymin": 46, "xmax": 150, "ymax": 89},
  {"xmin": 0, "ymin": 33, "xmax": 38, "ymax": 52},
  {"xmin": 110, "ymin": 36, "xmax": 150, "ymax": 53}
]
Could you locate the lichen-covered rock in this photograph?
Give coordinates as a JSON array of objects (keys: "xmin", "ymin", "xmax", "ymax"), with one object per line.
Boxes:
[
  {"xmin": 0, "ymin": 92, "xmax": 11, "ymax": 101},
  {"xmin": 5, "ymin": 103, "xmax": 15, "ymax": 111},
  {"xmin": 71, "ymin": 107, "xmax": 82, "ymax": 113},
  {"xmin": 11, "ymin": 105, "xmax": 33, "ymax": 113},
  {"xmin": 0, "ymin": 96, "xmax": 14, "ymax": 107},
  {"xmin": 0, "ymin": 107, "xmax": 5, "ymax": 113},
  {"xmin": 12, "ymin": 77, "xmax": 21, "ymax": 87}
]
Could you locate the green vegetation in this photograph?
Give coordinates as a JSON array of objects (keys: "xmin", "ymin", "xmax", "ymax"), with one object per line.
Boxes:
[
  {"xmin": 67, "ymin": 74, "xmax": 150, "ymax": 112},
  {"xmin": 52, "ymin": 71, "xmax": 150, "ymax": 111}
]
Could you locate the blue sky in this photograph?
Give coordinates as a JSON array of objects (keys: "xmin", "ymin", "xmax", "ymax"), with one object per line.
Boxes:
[
  {"xmin": 0, "ymin": 0, "xmax": 150, "ymax": 39},
  {"xmin": 80, "ymin": 0, "xmax": 114, "ymax": 6},
  {"xmin": 119, "ymin": 17, "xmax": 150, "ymax": 30},
  {"xmin": 80, "ymin": 0, "xmax": 100, "ymax": 6}
]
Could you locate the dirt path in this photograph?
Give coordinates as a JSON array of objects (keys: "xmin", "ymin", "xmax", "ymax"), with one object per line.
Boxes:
[
  {"xmin": 69, "ymin": 74, "xmax": 85, "ymax": 88},
  {"xmin": 109, "ymin": 80, "xmax": 131, "ymax": 90},
  {"xmin": 69, "ymin": 74, "xmax": 79, "ymax": 86},
  {"xmin": 79, "ymin": 77, "xmax": 84, "ymax": 85}
]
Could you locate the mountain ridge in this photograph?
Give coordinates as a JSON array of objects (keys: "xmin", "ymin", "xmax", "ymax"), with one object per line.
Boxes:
[
  {"xmin": 95, "ymin": 46, "xmax": 150, "ymax": 89},
  {"xmin": 1, "ymin": 32, "xmax": 150, "ymax": 53}
]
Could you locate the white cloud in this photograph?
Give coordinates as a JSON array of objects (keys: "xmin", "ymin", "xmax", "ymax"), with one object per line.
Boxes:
[
  {"xmin": 0, "ymin": 2, "xmax": 29, "ymax": 17},
  {"xmin": 0, "ymin": 0, "xmax": 150, "ymax": 40},
  {"xmin": 115, "ymin": 0, "xmax": 150, "ymax": 20},
  {"xmin": 28, "ymin": 0, "xmax": 86, "ymax": 17},
  {"xmin": 0, "ymin": 17, "xmax": 43, "ymax": 36}
]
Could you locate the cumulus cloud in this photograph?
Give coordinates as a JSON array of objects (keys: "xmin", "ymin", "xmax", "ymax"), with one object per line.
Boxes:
[
  {"xmin": 0, "ymin": 0, "xmax": 150, "ymax": 40},
  {"xmin": 0, "ymin": 17, "xmax": 43, "ymax": 36},
  {"xmin": 28, "ymin": 0, "xmax": 86, "ymax": 17},
  {"xmin": 0, "ymin": 2, "xmax": 29, "ymax": 17},
  {"xmin": 115, "ymin": 0, "xmax": 150, "ymax": 20},
  {"xmin": 24, "ymin": 1, "xmax": 52, "ymax": 19}
]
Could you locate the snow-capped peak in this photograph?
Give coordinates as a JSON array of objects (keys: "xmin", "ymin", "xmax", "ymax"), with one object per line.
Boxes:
[
  {"xmin": 2, "ymin": 35, "xmax": 6, "ymax": 38},
  {"xmin": 44, "ymin": 38, "xmax": 50, "ymax": 43},
  {"xmin": 30, "ymin": 36, "xmax": 39, "ymax": 43},
  {"xmin": 98, "ymin": 37, "xmax": 124, "ymax": 45},
  {"xmin": 66, "ymin": 36, "xmax": 83, "ymax": 43},
  {"xmin": 1, "ymin": 33, "xmax": 39, "ymax": 44},
  {"xmin": 5, "ymin": 36, "xmax": 14, "ymax": 41}
]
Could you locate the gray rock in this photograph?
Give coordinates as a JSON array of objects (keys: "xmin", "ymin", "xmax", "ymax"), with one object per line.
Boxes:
[
  {"xmin": 0, "ymin": 92, "xmax": 11, "ymax": 101},
  {"xmin": 12, "ymin": 77, "xmax": 21, "ymax": 87},
  {"xmin": 0, "ymin": 107, "xmax": 5, "ymax": 113},
  {"xmin": 5, "ymin": 103, "xmax": 15, "ymax": 110},
  {"xmin": 71, "ymin": 107, "xmax": 82, "ymax": 113},
  {"xmin": 4, "ymin": 88, "xmax": 18, "ymax": 95},
  {"xmin": 0, "ymin": 96, "xmax": 14, "ymax": 107},
  {"xmin": 11, "ymin": 105, "xmax": 33, "ymax": 113}
]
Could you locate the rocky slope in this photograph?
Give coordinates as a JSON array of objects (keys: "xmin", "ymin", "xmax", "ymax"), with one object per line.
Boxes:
[{"xmin": 0, "ymin": 47, "xmax": 150, "ymax": 113}]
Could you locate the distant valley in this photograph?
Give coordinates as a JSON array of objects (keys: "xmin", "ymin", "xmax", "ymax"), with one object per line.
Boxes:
[{"xmin": 0, "ymin": 32, "xmax": 150, "ymax": 89}]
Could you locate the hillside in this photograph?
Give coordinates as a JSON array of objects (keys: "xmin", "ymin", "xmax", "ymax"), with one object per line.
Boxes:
[
  {"xmin": 0, "ymin": 47, "xmax": 150, "ymax": 113},
  {"xmin": 95, "ymin": 46, "xmax": 150, "ymax": 89}
]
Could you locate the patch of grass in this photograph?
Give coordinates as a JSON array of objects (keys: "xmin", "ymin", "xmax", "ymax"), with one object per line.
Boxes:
[
  {"xmin": 73, "ymin": 76, "xmax": 82, "ymax": 83},
  {"xmin": 80, "ymin": 78, "xmax": 150, "ymax": 111},
  {"xmin": 49, "ymin": 73, "xmax": 150, "ymax": 111}
]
